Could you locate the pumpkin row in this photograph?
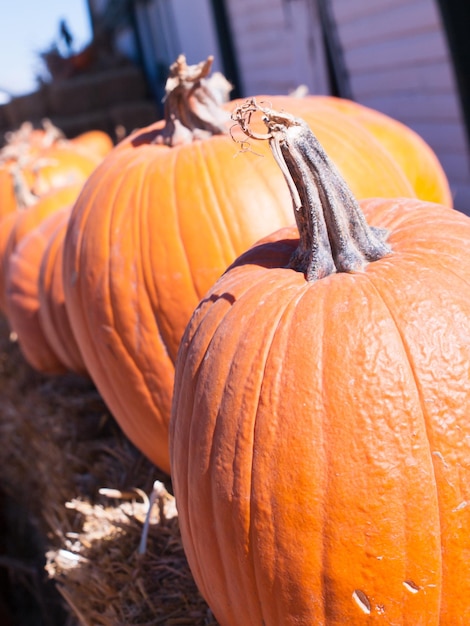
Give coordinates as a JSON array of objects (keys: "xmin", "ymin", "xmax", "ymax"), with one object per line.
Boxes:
[
  {"xmin": 1, "ymin": 54, "xmax": 466, "ymax": 625},
  {"xmin": 0, "ymin": 55, "xmax": 452, "ymax": 471}
]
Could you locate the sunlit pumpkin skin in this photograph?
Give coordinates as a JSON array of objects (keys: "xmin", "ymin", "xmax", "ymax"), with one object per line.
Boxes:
[
  {"xmin": 0, "ymin": 183, "xmax": 83, "ymax": 313},
  {"xmin": 38, "ymin": 210, "xmax": 87, "ymax": 375},
  {"xmin": 69, "ymin": 129, "xmax": 114, "ymax": 159},
  {"xmin": 63, "ymin": 56, "xmax": 424, "ymax": 473},
  {"xmin": 0, "ymin": 213, "xmax": 20, "ymax": 314},
  {"xmin": 21, "ymin": 143, "xmax": 101, "ymax": 197},
  {"xmin": 0, "ymin": 168, "xmax": 17, "ymax": 220},
  {"xmin": 5, "ymin": 207, "xmax": 72, "ymax": 373},
  {"xmin": 170, "ymin": 106, "xmax": 470, "ymax": 625},
  {"xmin": 0, "ymin": 121, "xmax": 103, "ymax": 218},
  {"xmin": 315, "ymin": 95, "xmax": 452, "ymax": 206},
  {"xmin": 227, "ymin": 94, "xmax": 452, "ymax": 205}
]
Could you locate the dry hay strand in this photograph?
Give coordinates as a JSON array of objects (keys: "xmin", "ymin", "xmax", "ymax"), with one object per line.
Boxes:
[
  {"xmin": 0, "ymin": 314, "xmax": 218, "ymax": 625},
  {"xmin": 46, "ymin": 484, "xmax": 217, "ymax": 626}
]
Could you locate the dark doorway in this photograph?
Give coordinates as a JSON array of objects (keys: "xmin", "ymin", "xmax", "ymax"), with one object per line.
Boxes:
[
  {"xmin": 209, "ymin": 0, "xmax": 242, "ymax": 98},
  {"xmin": 437, "ymin": 0, "xmax": 470, "ymax": 149}
]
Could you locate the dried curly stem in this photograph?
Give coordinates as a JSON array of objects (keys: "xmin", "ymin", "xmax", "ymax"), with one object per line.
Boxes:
[
  {"xmin": 10, "ymin": 163, "xmax": 38, "ymax": 208},
  {"xmin": 232, "ymin": 99, "xmax": 391, "ymax": 281},
  {"xmin": 153, "ymin": 54, "xmax": 232, "ymax": 146}
]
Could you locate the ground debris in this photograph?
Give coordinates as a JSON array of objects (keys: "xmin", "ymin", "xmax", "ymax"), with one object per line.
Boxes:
[{"xmin": 0, "ymin": 314, "xmax": 218, "ymax": 626}]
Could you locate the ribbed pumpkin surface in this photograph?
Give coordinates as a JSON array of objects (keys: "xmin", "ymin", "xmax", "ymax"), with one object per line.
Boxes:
[
  {"xmin": 0, "ymin": 183, "xmax": 82, "ymax": 312},
  {"xmin": 6, "ymin": 207, "xmax": 71, "ymax": 373},
  {"xmin": 62, "ymin": 94, "xmax": 424, "ymax": 473},
  {"xmin": 170, "ymin": 197, "xmax": 470, "ymax": 625}
]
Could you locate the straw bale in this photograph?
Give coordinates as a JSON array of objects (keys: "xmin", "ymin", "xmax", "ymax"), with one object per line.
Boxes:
[{"xmin": 0, "ymin": 314, "xmax": 219, "ymax": 625}]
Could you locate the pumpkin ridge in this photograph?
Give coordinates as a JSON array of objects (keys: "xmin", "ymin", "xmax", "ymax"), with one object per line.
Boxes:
[
  {"xmin": 247, "ymin": 276, "xmax": 315, "ymax": 623},
  {"xmin": 67, "ymin": 160, "xmax": 173, "ymax": 470},
  {"xmin": 317, "ymin": 283, "xmax": 331, "ymax": 626},
  {"xmin": 171, "ymin": 148, "xmax": 201, "ymax": 303},
  {"xmin": 176, "ymin": 141, "xmax": 236, "ymax": 285},
  {"xmin": 361, "ymin": 255, "xmax": 470, "ymax": 620},
  {"xmin": 234, "ymin": 275, "xmax": 306, "ymax": 621},
  {"xmin": 106, "ymin": 163, "xmax": 175, "ymax": 460},
  {"xmin": 361, "ymin": 270, "xmax": 443, "ymax": 592},
  {"xmin": 6, "ymin": 219, "xmax": 68, "ymax": 372},
  {"xmin": 268, "ymin": 279, "xmax": 332, "ymax": 624},
  {"xmin": 178, "ymin": 269, "xmax": 302, "ymax": 621},
  {"xmin": 133, "ymin": 147, "xmax": 200, "ymax": 363},
  {"xmin": 197, "ymin": 139, "xmax": 238, "ymax": 268},
  {"xmin": 171, "ymin": 102, "xmax": 466, "ymax": 624},
  {"xmin": 105, "ymin": 150, "xmax": 170, "ymax": 352},
  {"xmin": 178, "ymin": 286, "xmax": 241, "ymax": 612}
]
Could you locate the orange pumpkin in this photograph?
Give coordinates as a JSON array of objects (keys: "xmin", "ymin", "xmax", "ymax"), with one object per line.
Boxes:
[
  {"xmin": 5, "ymin": 207, "xmax": 72, "ymax": 373},
  {"xmin": 69, "ymin": 129, "xmax": 114, "ymax": 159},
  {"xmin": 20, "ymin": 143, "xmax": 101, "ymax": 197},
  {"xmin": 62, "ymin": 56, "xmax": 448, "ymax": 474},
  {"xmin": 0, "ymin": 212, "xmax": 17, "ymax": 308},
  {"xmin": 0, "ymin": 120, "xmax": 108, "ymax": 221},
  {"xmin": 229, "ymin": 94, "xmax": 452, "ymax": 206},
  {"xmin": 316, "ymin": 95, "xmax": 452, "ymax": 206},
  {"xmin": 0, "ymin": 168, "xmax": 17, "ymax": 221},
  {"xmin": 170, "ymin": 103, "xmax": 470, "ymax": 625},
  {"xmin": 0, "ymin": 183, "xmax": 83, "ymax": 313}
]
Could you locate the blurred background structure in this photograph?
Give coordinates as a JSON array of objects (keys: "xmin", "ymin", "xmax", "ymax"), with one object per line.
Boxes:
[{"xmin": 0, "ymin": 0, "xmax": 469, "ymax": 211}]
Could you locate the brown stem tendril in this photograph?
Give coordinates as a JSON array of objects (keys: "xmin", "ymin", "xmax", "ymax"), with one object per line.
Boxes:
[
  {"xmin": 152, "ymin": 55, "xmax": 232, "ymax": 146},
  {"xmin": 231, "ymin": 98, "xmax": 392, "ymax": 281}
]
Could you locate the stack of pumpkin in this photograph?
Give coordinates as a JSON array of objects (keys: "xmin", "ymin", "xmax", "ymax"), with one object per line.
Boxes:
[
  {"xmin": 2, "ymin": 53, "xmax": 470, "ymax": 624},
  {"xmin": 0, "ymin": 118, "xmax": 113, "ymax": 374}
]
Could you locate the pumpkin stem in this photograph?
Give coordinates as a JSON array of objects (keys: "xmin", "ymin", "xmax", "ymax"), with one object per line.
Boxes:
[
  {"xmin": 41, "ymin": 118, "xmax": 66, "ymax": 147},
  {"xmin": 153, "ymin": 54, "xmax": 232, "ymax": 146},
  {"xmin": 232, "ymin": 99, "xmax": 392, "ymax": 281},
  {"xmin": 10, "ymin": 163, "xmax": 38, "ymax": 209}
]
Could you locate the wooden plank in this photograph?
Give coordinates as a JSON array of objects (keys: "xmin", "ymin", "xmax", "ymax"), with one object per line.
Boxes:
[
  {"xmin": 408, "ymin": 121, "xmax": 469, "ymax": 153},
  {"xmin": 345, "ymin": 30, "xmax": 450, "ymax": 73},
  {"xmin": 227, "ymin": 1, "xmax": 287, "ymax": 30},
  {"xmin": 438, "ymin": 153, "xmax": 470, "ymax": 183},
  {"xmin": 328, "ymin": 0, "xmax": 469, "ymax": 213},
  {"xmin": 338, "ymin": 0, "xmax": 442, "ymax": 50},
  {"xmin": 172, "ymin": 0, "xmax": 223, "ymax": 70},
  {"xmin": 238, "ymin": 64, "xmax": 300, "ymax": 89},
  {"xmin": 453, "ymin": 184, "xmax": 470, "ymax": 214},
  {"xmin": 360, "ymin": 93, "xmax": 462, "ymax": 122},
  {"xmin": 332, "ymin": 0, "xmax": 410, "ymax": 24},
  {"xmin": 352, "ymin": 62, "xmax": 456, "ymax": 98},
  {"xmin": 226, "ymin": 0, "xmax": 329, "ymax": 96},
  {"xmin": 237, "ymin": 46, "xmax": 294, "ymax": 70}
]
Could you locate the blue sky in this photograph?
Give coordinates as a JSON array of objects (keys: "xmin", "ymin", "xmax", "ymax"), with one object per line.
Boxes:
[{"xmin": 0, "ymin": 0, "xmax": 92, "ymax": 103}]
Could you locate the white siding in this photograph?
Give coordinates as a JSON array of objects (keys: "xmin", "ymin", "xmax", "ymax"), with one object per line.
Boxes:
[
  {"xmin": 331, "ymin": 0, "xmax": 470, "ymax": 213},
  {"xmin": 171, "ymin": 0, "xmax": 224, "ymax": 70},
  {"xmin": 135, "ymin": 0, "xmax": 224, "ymax": 83},
  {"xmin": 224, "ymin": 0, "xmax": 329, "ymax": 96}
]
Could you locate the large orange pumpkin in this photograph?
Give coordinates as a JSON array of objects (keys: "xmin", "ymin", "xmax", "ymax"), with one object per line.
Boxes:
[
  {"xmin": 312, "ymin": 95, "xmax": 452, "ymax": 206},
  {"xmin": 20, "ymin": 142, "xmax": 101, "ymax": 198},
  {"xmin": 0, "ymin": 169, "xmax": 17, "ymax": 221},
  {"xmin": 170, "ymin": 103, "xmax": 470, "ymax": 625},
  {"xmin": 0, "ymin": 183, "xmax": 83, "ymax": 313},
  {"xmin": 62, "ymin": 56, "xmax": 449, "ymax": 474},
  {"xmin": 0, "ymin": 120, "xmax": 109, "ymax": 221},
  {"xmin": 68, "ymin": 128, "xmax": 114, "ymax": 159},
  {"xmin": 5, "ymin": 207, "xmax": 72, "ymax": 373}
]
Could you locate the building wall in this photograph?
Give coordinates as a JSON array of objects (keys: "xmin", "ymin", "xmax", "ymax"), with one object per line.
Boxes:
[
  {"xmin": 83, "ymin": 0, "xmax": 470, "ymax": 212},
  {"xmin": 223, "ymin": 0, "xmax": 330, "ymax": 96},
  {"xmin": 330, "ymin": 0, "xmax": 470, "ymax": 212}
]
